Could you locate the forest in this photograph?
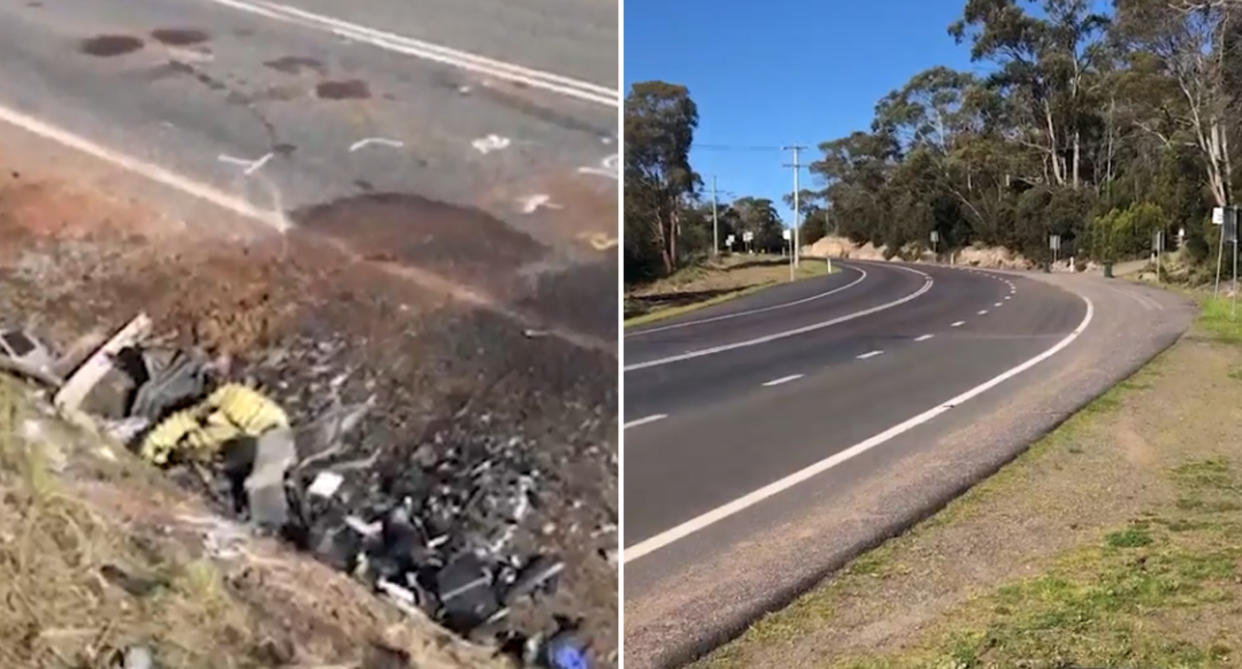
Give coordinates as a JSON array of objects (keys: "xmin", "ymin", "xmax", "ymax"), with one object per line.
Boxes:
[{"xmin": 624, "ymin": 0, "xmax": 1242, "ymax": 282}]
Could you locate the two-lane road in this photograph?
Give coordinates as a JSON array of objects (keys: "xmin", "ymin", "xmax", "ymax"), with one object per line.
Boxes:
[{"xmin": 622, "ymin": 260, "xmax": 1193, "ymax": 668}]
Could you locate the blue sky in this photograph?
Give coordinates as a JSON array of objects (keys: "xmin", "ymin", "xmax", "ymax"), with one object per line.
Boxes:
[{"xmin": 622, "ymin": 1, "xmax": 998, "ymax": 225}]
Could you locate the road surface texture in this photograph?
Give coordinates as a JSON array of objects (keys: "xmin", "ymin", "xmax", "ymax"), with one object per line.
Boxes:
[
  {"xmin": 0, "ymin": 0, "xmax": 617, "ymax": 665},
  {"xmin": 623, "ymin": 260, "xmax": 1194, "ymax": 669}
]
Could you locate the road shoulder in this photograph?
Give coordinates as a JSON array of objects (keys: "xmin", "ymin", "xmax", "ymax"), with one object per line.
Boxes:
[{"xmin": 622, "ymin": 273, "xmax": 1195, "ymax": 669}]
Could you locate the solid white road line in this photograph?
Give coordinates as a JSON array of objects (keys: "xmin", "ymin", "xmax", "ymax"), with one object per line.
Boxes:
[
  {"xmin": 914, "ymin": 334, "xmax": 934, "ymax": 342},
  {"xmin": 951, "ymin": 320, "xmax": 965, "ymax": 327},
  {"xmin": 623, "ymin": 296, "xmax": 1096, "ymax": 563},
  {"xmin": 626, "ymin": 265, "xmax": 869, "ymax": 338},
  {"xmin": 0, "ymin": 103, "xmax": 289, "ymax": 231},
  {"xmin": 762, "ymin": 374, "xmax": 804, "ymax": 387},
  {"xmin": 623, "ymin": 414, "xmax": 668, "ymax": 429},
  {"xmin": 856, "ymin": 350, "xmax": 884, "ymax": 360},
  {"xmin": 625, "ymin": 266, "xmax": 934, "ymax": 371},
  {"xmin": 201, "ymin": 0, "xmax": 619, "ymax": 107}
]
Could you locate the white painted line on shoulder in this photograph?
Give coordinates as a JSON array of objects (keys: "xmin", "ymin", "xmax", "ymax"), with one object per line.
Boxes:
[
  {"xmin": 762, "ymin": 374, "xmax": 804, "ymax": 387},
  {"xmin": 914, "ymin": 334, "xmax": 934, "ymax": 342},
  {"xmin": 856, "ymin": 350, "xmax": 884, "ymax": 360},
  {"xmin": 625, "ymin": 266, "xmax": 934, "ymax": 371},
  {"xmin": 623, "ymin": 296, "xmax": 1095, "ymax": 563},
  {"xmin": 0, "ymin": 103, "xmax": 289, "ymax": 231},
  {"xmin": 951, "ymin": 320, "xmax": 966, "ymax": 327},
  {"xmin": 623, "ymin": 414, "xmax": 668, "ymax": 429},
  {"xmin": 203, "ymin": 0, "xmax": 619, "ymax": 106},
  {"xmin": 627, "ymin": 265, "xmax": 869, "ymax": 338}
]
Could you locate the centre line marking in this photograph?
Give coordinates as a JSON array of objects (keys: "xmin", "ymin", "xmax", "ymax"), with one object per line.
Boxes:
[
  {"xmin": 202, "ymin": 0, "xmax": 618, "ymax": 106},
  {"xmin": 623, "ymin": 296, "xmax": 1095, "ymax": 563},
  {"xmin": 762, "ymin": 374, "xmax": 803, "ymax": 387},
  {"xmin": 624, "ymin": 414, "xmax": 668, "ymax": 429},
  {"xmin": 951, "ymin": 321, "xmax": 966, "ymax": 327},
  {"xmin": 625, "ymin": 265, "xmax": 933, "ymax": 371},
  {"xmin": 857, "ymin": 350, "xmax": 884, "ymax": 359},
  {"xmin": 914, "ymin": 334, "xmax": 934, "ymax": 342},
  {"xmin": 977, "ymin": 309, "xmax": 989, "ymax": 315},
  {"xmin": 994, "ymin": 302, "xmax": 1003, "ymax": 307}
]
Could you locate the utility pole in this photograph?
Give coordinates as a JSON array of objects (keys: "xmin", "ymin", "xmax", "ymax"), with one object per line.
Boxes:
[
  {"xmin": 711, "ymin": 176, "xmax": 719, "ymax": 258},
  {"xmin": 783, "ymin": 145, "xmax": 806, "ymax": 282}
]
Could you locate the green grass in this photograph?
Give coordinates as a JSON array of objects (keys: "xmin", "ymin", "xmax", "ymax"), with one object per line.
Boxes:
[
  {"xmin": 624, "ymin": 282, "xmax": 774, "ymax": 327},
  {"xmin": 1198, "ymin": 296, "xmax": 1242, "ymax": 342}
]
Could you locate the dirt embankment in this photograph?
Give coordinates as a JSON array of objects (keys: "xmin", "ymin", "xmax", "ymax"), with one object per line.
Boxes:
[
  {"xmin": 0, "ymin": 140, "xmax": 617, "ymax": 667},
  {"xmin": 803, "ymin": 235, "xmax": 1039, "ymax": 270}
]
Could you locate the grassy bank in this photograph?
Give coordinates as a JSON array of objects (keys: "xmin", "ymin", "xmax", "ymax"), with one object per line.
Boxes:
[
  {"xmin": 625, "ymin": 255, "xmax": 835, "ymax": 327},
  {"xmin": 699, "ymin": 294, "xmax": 1242, "ymax": 669}
]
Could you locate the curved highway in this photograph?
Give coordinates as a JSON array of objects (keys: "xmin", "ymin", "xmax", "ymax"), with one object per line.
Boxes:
[{"xmin": 622, "ymin": 260, "xmax": 1194, "ymax": 669}]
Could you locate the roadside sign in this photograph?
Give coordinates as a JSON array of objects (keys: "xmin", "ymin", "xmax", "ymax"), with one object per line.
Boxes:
[
  {"xmin": 1214, "ymin": 206, "xmax": 1225, "ymax": 225},
  {"xmin": 1153, "ymin": 230, "xmax": 1164, "ymax": 252},
  {"xmin": 782, "ymin": 229, "xmax": 791, "ymax": 241},
  {"xmin": 929, "ymin": 230, "xmax": 939, "ymax": 244},
  {"xmin": 1049, "ymin": 234, "xmax": 1061, "ymax": 251},
  {"xmin": 1226, "ymin": 216, "xmax": 1238, "ymax": 244},
  {"xmin": 726, "ymin": 234, "xmax": 735, "ymax": 246},
  {"xmin": 742, "ymin": 231, "xmax": 754, "ymax": 242}
]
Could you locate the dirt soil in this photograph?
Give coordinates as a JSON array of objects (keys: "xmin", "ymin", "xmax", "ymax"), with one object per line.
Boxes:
[
  {"xmin": 0, "ymin": 141, "xmax": 617, "ymax": 665},
  {"xmin": 698, "ymin": 295, "xmax": 1242, "ymax": 669}
]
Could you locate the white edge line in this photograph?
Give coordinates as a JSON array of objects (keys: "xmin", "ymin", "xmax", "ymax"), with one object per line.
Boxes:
[
  {"xmin": 626, "ymin": 265, "xmax": 868, "ymax": 338},
  {"xmin": 761, "ymin": 374, "xmax": 803, "ymax": 387},
  {"xmin": 623, "ymin": 295, "xmax": 1095, "ymax": 563},
  {"xmin": 625, "ymin": 266, "xmax": 933, "ymax": 371},
  {"xmin": 623, "ymin": 414, "xmax": 668, "ymax": 429},
  {"xmin": 0, "ymin": 103, "xmax": 289, "ymax": 232},
  {"xmin": 202, "ymin": 0, "xmax": 618, "ymax": 106},
  {"xmin": 914, "ymin": 334, "xmax": 934, "ymax": 342},
  {"xmin": 856, "ymin": 350, "xmax": 883, "ymax": 359}
]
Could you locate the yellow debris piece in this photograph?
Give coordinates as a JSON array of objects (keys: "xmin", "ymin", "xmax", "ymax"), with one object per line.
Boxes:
[{"xmin": 140, "ymin": 383, "xmax": 289, "ymax": 465}]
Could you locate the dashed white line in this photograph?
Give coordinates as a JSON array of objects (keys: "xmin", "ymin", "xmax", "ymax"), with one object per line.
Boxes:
[
  {"xmin": 625, "ymin": 266, "xmax": 933, "ymax": 371},
  {"xmin": 1004, "ymin": 296, "xmax": 1012, "ymax": 300},
  {"xmin": 762, "ymin": 374, "xmax": 804, "ymax": 387},
  {"xmin": 624, "ymin": 414, "xmax": 668, "ymax": 429},
  {"xmin": 977, "ymin": 309, "xmax": 989, "ymax": 315},
  {"xmin": 914, "ymin": 334, "xmax": 934, "ymax": 342},
  {"xmin": 856, "ymin": 350, "xmax": 884, "ymax": 360},
  {"xmin": 624, "ymin": 296, "xmax": 1096, "ymax": 563},
  {"xmin": 994, "ymin": 302, "xmax": 1003, "ymax": 307},
  {"xmin": 951, "ymin": 321, "xmax": 965, "ymax": 327}
]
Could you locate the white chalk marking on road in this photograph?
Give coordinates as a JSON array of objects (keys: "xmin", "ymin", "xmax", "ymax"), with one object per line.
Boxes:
[
  {"xmin": 951, "ymin": 320, "xmax": 966, "ymax": 327},
  {"xmin": 624, "ymin": 296, "xmax": 1096, "ymax": 563},
  {"xmin": 472, "ymin": 134, "xmax": 511, "ymax": 154},
  {"xmin": 856, "ymin": 350, "xmax": 884, "ymax": 360},
  {"xmin": 349, "ymin": 137, "xmax": 405, "ymax": 152},
  {"xmin": 977, "ymin": 309, "xmax": 989, "ymax": 315},
  {"xmin": 578, "ymin": 154, "xmax": 619, "ymax": 180},
  {"xmin": 624, "ymin": 414, "xmax": 668, "ymax": 429},
  {"xmin": 518, "ymin": 194, "xmax": 562, "ymax": 214},
  {"xmin": 914, "ymin": 334, "xmax": 934, "ymax": 342},
  {"xmin": 625, "ymin": 266, "xmax": 933, "ymax": 370},
  {"xmin": 762, "ymin": 374, "xmax": 803, "ymax": 387},
  {"xmin": 243, "ymin": 152, "xmax": 274, "ymax": 175},
  {"xmin": 0, "ymin": 104, "xmax": 288, "ymax": 231},
  {"xmin": 201, "ymin": 0, "xmax": 619, "ymax": 107},
  {"xmin": 218, "ymin": 154, "xmax": 253, "ymax": 167},
  {"xmin": 627, "ymin": 264, "xmax": 869, "ymax": 338}
]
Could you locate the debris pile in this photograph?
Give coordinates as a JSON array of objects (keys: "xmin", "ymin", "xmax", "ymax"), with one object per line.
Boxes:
[{"xmin": 0, "ymin": 314, "xmax": 594, "ymax": 668}]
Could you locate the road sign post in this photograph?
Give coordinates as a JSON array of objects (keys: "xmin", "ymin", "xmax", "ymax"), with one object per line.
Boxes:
[
  {"xmin": 930, "ymin": 230, "xmax": 939, "ymax": 257},
  {"xmin": 1049, "ymin": 234, "xmax": 1061, "ymax": 269},
  {"xmin": 783, "ymin": 229, "xmax": 793, "ymax": 280},
  {"xmin": 1214, "ymin": 206, "xmax": 1226, "ymax": 297},
  {"xmin": 1153, "ymin": 229, "xmax": 1164, "ymax": 284}
]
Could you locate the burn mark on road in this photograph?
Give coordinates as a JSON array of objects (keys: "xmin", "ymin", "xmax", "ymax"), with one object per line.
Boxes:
[
  {"xmin": 80, "ymin": 35, "xmax": 143, "ymax": 57},
  {"xmin": 316, "ymin": 80, "xmax": 371, "ymax": 100},
  {"xmin": 151, "ymin": 28, "xmax": 210, "ymax": 46},
  {"xmin": 265, "ymin": 56, "xmax": 326, "ymax": 76}
]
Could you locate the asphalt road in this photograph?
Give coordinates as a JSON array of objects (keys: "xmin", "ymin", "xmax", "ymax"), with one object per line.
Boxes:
[
  {"xmin": 622, "ymin": 261, "xmax": 1195, "ymax": 668},
  {"xmin": 0, "ymin": 0, "xmax": 618, "ymax": 345}
]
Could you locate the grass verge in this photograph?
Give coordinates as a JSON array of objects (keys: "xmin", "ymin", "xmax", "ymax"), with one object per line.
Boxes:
[
  {"xmin": 698, "ymin": 295, "xmax": 1242, "ymax": 669},
  {"xmin": 625, "ymin": 255, "xmax": 835, "ymax": 327}
]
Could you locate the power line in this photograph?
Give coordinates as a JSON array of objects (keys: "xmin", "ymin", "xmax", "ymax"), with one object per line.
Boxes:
[{"xmin": 693, "ymin": 143, "xmax": 787, "ymax": 152}]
